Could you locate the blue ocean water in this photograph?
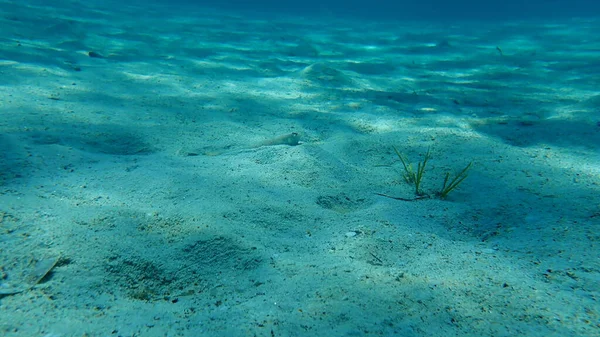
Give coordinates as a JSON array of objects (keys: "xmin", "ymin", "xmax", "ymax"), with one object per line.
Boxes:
[
  {"xmin": 1, "ymin": 0, "xmax": 599, "ymax": 336},
  {"xmin": 168, "ymin": 0, "xmax": 599, "ymax": 19}
]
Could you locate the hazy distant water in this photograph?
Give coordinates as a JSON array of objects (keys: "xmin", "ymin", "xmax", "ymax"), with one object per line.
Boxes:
[{"xmin": 162, "ymin": 0, "xmax": 600, "ymax": 20}]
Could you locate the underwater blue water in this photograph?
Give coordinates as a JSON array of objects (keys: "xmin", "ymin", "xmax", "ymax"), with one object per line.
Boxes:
[
  {"xmin": 1, "ymin": 0, "xmax": 599, "ymax": 336},
  {"xmin": 165, "ymin": 0, "xmax": 600, "ymax": 20}
]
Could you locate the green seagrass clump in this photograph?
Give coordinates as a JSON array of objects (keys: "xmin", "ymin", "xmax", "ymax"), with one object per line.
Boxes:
[
  {"xmin": 392, "ymin": 146, "xmax": 472, "ymax": 200},
  {"xmin": 393, "ymin": 146, "xmax": 430, "ymax": 196},
  {"xmin": 438, "ymin": 162, "xmax": 472, "ymax": 199}
]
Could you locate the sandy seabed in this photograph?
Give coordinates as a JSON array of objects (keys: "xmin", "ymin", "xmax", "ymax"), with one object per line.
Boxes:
[{"xmin": 0, "ymin": 1, "xmax": 599, "ymax": 336}]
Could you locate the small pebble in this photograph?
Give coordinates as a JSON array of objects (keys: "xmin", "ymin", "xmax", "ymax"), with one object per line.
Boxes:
[{"xmin": 88, "ymin": 51, "xmax": 104, "ymax": 58}]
